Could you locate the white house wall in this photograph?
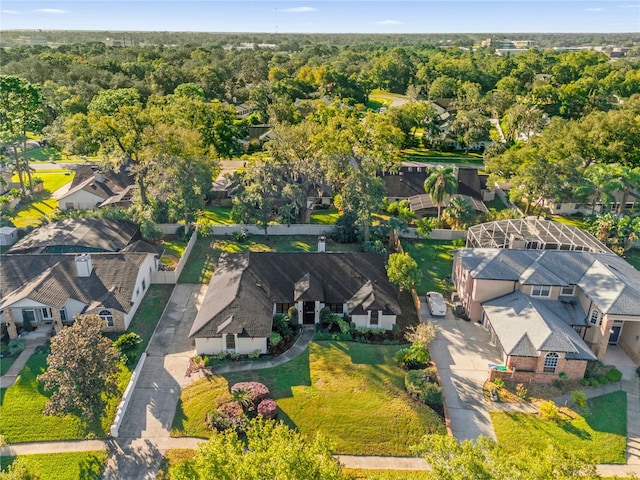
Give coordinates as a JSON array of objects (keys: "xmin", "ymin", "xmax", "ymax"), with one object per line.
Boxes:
[
  {"xmin": 194, "ymin": 336, "xmax": 268, "ymax": 355},
  {"xmin": 195, "ymin": 337, "xmax": 225, "ymax": 355},
  {"xmin": 124, "ymin": 253, "xmax": 157, "ymax": 329},
  {"xmin": 351, "ymin": 312, "xmax": 396, "ymax": 331},
  {"xmin": 59, "ymin": 190, "xmax": 103, "ymax": 210},
  {"xmin": 236, "ymin": 337, "xmax": 268, "ymax": 355}
]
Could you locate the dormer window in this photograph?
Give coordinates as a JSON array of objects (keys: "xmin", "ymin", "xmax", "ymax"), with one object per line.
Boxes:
[
  {"xmin": 531, "ymin": 285, "xmax": 551, "ymax": 298},
  {"xmin": 560, "ymin": 285, "xmax": 575, "ymax": 296}
]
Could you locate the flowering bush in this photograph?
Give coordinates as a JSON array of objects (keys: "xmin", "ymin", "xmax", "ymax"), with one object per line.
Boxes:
[
  {"xmin": 231, "ymin": 382, "xmax": 270, "ymax": 402},
  {"xmin": 219, "ymin": 400, "xmax": 244, "ymax": 418},
  {"xmin": 257, "ymin": 399, "xmax": 277, "ymax": 419}
]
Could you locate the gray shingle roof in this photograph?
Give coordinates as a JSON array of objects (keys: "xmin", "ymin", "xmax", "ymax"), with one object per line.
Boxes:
[
  {"xmin": 8, "ymin": 218, "xmax": 141, "ymax": 254},
  {"xmin": 460, "ymin": 248, "xmax": 640, "ymax": 316},
  {"xmin": 0, "ymin": 253, "xmax": 150, "ymax": 313},
  {"xmin": 482, "ymin": 291, "xmax": 596, "ymax": 361},
  {"xmin": 190, "ymin": 252, "xmax": 400, "ymax": 339}
]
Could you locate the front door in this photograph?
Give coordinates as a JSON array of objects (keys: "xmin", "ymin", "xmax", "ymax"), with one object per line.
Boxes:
[
  {"xmin": 303, "ymin": 301, "xmax": 315, "ymax": 325},
  {"xmin": 22, "ymin": 309, "xmax": 36, "ymax": 329},
  {"xmin": 609, "ymin": 325, "xmax": 622, "ymax": 345}
]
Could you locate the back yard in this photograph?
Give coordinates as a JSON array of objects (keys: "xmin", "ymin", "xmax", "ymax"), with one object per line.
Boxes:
[
  {"xmin": 401, "ymin": 239, "xmax": 459, "ymax": 296},
  {"xmin": 171, "ymin": 341, "xmax": 445, "ymax": 455}
]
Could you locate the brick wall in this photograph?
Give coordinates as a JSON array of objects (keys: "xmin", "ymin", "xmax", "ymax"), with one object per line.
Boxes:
[{"xmin": 489, "ymin": 358, "xmax": 587, "ymax": 384}]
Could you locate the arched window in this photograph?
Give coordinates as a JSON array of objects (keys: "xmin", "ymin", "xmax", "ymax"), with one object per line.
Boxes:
[
  {"xmin": 543, "ymin": 352, "xmax": 559, "ymax": 374},
  {"xmin": 99, "ymin": 309, "xmax": 114, "ymax": 328}
]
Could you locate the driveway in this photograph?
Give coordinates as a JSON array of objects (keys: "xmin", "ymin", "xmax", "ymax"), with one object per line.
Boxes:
[
  {"xmin": 102, "ymin": 284, "xmax": 207, "ymax": 480},
  {"xmin": 422, "ymin": 303, "xmax": 503, "ymax": 441}
]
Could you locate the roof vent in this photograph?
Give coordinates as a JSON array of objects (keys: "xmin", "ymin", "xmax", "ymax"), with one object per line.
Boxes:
[{"xmin": 94, "ymin": 172, "xmax": 105, "ymax": 183}]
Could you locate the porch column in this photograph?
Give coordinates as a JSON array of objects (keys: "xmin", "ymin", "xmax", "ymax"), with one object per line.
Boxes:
[{"xmin": 51, "ymin": 308, "xmax": 63, "ymax": 334}]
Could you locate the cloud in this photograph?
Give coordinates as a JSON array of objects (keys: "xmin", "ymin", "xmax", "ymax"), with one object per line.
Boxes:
[
  {"xmin": 1, "ymin": 9, "xmax": 19, "ymax": 14},
  {"xmin": 281, "ymin": 6, "xmax": 316, "ymax": 13},
  {"xmin": 32, "ymin": 8, "xmax": 69, "ymax": 14},
  {"xmin": 585, "ymin": 7, "xmax": 603, "ymax": 11},
  {"xmin": 374, "ymin": 19, "xmax": 401, "ymax": 25}
]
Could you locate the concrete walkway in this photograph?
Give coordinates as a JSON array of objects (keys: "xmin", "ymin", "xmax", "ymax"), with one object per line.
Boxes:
[{"xmin": 0, "ymin": 334, "xmax": 48, "ymax": 388}]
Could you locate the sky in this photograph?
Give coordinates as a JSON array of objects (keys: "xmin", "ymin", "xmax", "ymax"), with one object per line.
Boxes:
[{"xmin": 1, "ymin": 1, "xmax": 639, "ymax": 34}]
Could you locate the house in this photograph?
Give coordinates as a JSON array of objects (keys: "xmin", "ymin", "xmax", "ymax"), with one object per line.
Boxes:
[
  {"xmin": 0, "ymin": 251, "xmax": 158, "ymax": 339},
  {"xmin": 383, "ymin": 163, "xmax": 489, "ymax": 217},
  {"xmin": 453, "ymin": 237, "xmax": 640, "ymax": 379},
  {"xmin": 58, "ymin": 165, "xmax": 135, "ymax": 211},
  {"xmin": 234, "ymin": 103, "xmax": 254, "ymax": 120},
  {"xmin": 544, "ymin": 188, "xmax": 640, "ymax": 216},
  {"xmin": 189, "ymin": 246, "xmax": 401, "ymax": 355},
  {"xmin": 8, "ymin": 218, "xmax": 142, "ymax": 254}
]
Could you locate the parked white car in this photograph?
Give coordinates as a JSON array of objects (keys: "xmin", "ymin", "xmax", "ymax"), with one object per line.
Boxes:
[{"xmin": 426, "ymin": 291, "xmax": 447, "ymax": 317}]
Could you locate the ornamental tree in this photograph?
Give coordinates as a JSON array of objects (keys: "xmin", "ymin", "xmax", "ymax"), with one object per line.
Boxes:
[{"xmin": 37, "ymin": 314, "xmax": 120, "ymax": 424}]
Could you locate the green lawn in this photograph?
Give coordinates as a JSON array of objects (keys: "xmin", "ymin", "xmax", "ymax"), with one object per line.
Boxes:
[
  {"xmin": 0, "ymin": 451, "xmax": 107, "ymax": 479},
  {"xmin": 160, "ymin": 239, "xmax": 188, "ymax": 259},
  {"xmin": 310, "ymin": 208, "xmax": 340, "ymax": 225},
  {"xmin": 9, "ymin": 170, "xmax": 73, "ymax": 228},
  {"xmin": 124, "ymin": 284, "xmax": 174, "ymax": 365},
  {"xmin": 550, "ymin": 215, "xmax": 587, "ymax": 229},
  {"xmin": 172, "ymin": 341, "xmax": 445, "ymax": 455},
  {"xmin": 402, "ymin": 148, "xmax": 483, "ymax": 161},
  {"xmin": 401, "ymin": 239, "xmax": 458, "ymax": 296},
  {"xmin": 484, "ymin": 196, "xmax": 509, "ymax": 212},
  {"xmin": 491, "ymin": 391, "xmax": 627, "ymax": 464},
  {"xmin": 624, "ymin": 249, "xmax": 640, "ymax": 270},
  {"xmin": 178, "ymin": 235, "xmax": 361, "ymax": 284},
  {"xmin": 345, "ymin": 470, "xmax": 430, "ymax": 480},
  {"xmin": 200, "ymin": 205, "xmax": 234, "ymax": 224}
]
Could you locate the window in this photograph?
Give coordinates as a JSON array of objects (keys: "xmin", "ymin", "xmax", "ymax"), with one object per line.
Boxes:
[
  {"xmin": 142, "ymin": 279, "xmax": 146, "ymax": 291},
  {"xmin": 370, "ymin": 310, "xmax": 379, "ymax": 326},
  {"xmin": 99, "ymin": 309, "xmax": 114, "ymax": 328},
  {"xmin": 531, "ymin": 285, "xmax": 551, "ymax": 297},
  {"xmin": 65, "ymin": 202, "xmax": 75, "ymax": 210},
  {"xmin": 325, "ymin": 303, "xmax": 343, "ymax": 314},
  {"xmin": 560, "ymin": 285, "xmax": 575, "ymax": 296},
  {"xmin": 226, "ymin": 334, "xmax": 236, "ymax": 350},
  {"xmin": 543, "ymin": 352, "xmax": 559, "ymax": 374},
  {"xmin": 41, "ymin": 307, "xmax": 52, "ymax": 320},
  {"xmin": 590, "ymin": 310, "xmax": 600, "ymax": 325},
  {"xmin": 136, "ymin": 288, "xmax": 140, "ymax": 297},
  {"xmin": 59, "ymin": 308, "xmax": 67, "ymax": 322},
  {"xmin": 275, "ymin": 303, "xmax": 295, "ymax": 314}
]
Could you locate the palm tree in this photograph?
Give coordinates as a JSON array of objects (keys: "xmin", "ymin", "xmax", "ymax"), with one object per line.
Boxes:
[
  {"xmin": 442, "ymin": 196, "xmax": 474, "ymax": 230},
  {"xmin": 423, "ymin": 166, "xmax": 457, "ymax": 219},
  {"xmin": 616, "ymin": 166, "xmax": 640, "ymax": 215},
  {"xmin": 583, "ymin": 164, "xmax": 622, "ymax": 215}
]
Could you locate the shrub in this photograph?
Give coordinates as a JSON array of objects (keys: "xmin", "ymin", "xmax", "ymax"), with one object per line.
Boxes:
[
  {"xmin": 231, "ymin": 382, "xmax": 270, "ymax": 403},
  {"xmin": 207, "ymin": 409, "xmax": 234, "ymax": 431},
  {"xmin": 331, "ymin": 211, "xmax": 359, "ymax": 243},
  {"xmin": 227, "ymin": 351, "xmax": 240, "ymax": 361},
  {"xmin": 233, "ymin": 227, "xmax": 249, "ymax": 243},
  {"xmin": 175, "ymin": 225, "xmax": 186, "ymax": 239},
  {"xmin": 515, "ymin": 384, "xmax": 528, "ymax": 399},
  {"xmin": 287, "ymin": 306, "xmax": 298, "ymax": 327},
  {"xmin": 493, "ymin": 378, "xmax": 505, "ymax": 390},
  {"xmin": 404, "ymin": 323, "xmax": 437, "ymax": 347},
  {"xmin": 597, "ymin": 374, "xmax": 609, "ymax": 385},
  {"xmin": 571, "ymin": 390, "xmax": 588, "ymax": 409},
  {"xmin": 113, "ymin": 332, "xmax": 142, "ymax": 364},
  {"xmin": 231, "ymin": 388, "xmax": 254, "ymax": 410},
  {"xmin": 319, "ymin": 307, "xmax": 332, "ymax": 325},
  {"xmin": 580, "ymin": 378, "xmax": 590, "ymax": 387},
  {"xmin": 538, "ymin": 400, "xmax": 561, "ymax": 421},
  {"xmin": 589, "ymin": 379, "xmax": 600, "ymax": 387},
  {"xmin": 606, "ymin": 368, "xmax": 623, "ymax": 383},
  {"xmin": 395, "ymin": 342, "xmax": 430, "ymax": 370},
  {"xmin": 405, "ymin": 370, "xmax": 442, "ymax": 407},
  {"xmin": 269, "ymin": 332, "xmax": 283, "ymax": 348},
  {"xmin": 257, "ymin": 399, "xmax": 277, "ymax": 419},
  {"xmin": 558, "ymin": 371, "xmax": 568, "ymax": 379},
  {"xmin": 220, "ymin": 400, "xmax": 244, "ymax": 418},
  {"xmin": 272, "ymin": 314, "xmax": 292, "ymax": 337},
  {"xmin": 248, "ymin": 349, "xmax": 261, "ymax": 360},
  {"xmin": 7, "ymin": 338, "xmax": 25, "ymax": 356}
]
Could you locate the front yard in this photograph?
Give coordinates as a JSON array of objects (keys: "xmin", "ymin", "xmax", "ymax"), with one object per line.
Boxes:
[
  {"xmin": 0, "ymin": 451, "xmax": 107, "ymax": 479},
  {"xmin": 172, "ymin": 341, "xmax": 445, "ymax": 455},
  {"xmin": 8, "ymin": 170, "xmax": 73, "ymax": 228},
  {"xmin": 491, "ymin": 391, "xmax": 627, "ymax": 464},
  {"xmin": 178, "ymin": 235, "xmax": 361, "ymax": 284}
]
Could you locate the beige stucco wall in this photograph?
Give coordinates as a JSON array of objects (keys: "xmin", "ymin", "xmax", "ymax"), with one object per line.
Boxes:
[
  {"xmin": 195, "ymin": 337, "xmax": 225, "ymax": 355},
  {"xmin": 469, "ymin": 279, "xmax": 516, "ymax": 321},
  {"xmin": 620, "ymin": 320, "xmax": 640, "ymax": 365},
  {"xmin": 236, "ymin": 337, "xmax": 268, "ymax": 355},
  {"xmin": 351, "ymin": 312, "xmax": 396, "ymax": 331}
]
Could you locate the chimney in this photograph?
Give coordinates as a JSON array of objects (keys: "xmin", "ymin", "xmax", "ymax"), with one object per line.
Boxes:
[
  {"xmin": 94, "ymin": 172, "xmax": 105, "ymax": 183},
  {"xmin": 75, "ymin": 253, "xmax": 93, "ymax": 277},
  {"xmin": 318, "ymin": 235, "xmax": 326, "ymax": 253},
  {"xmin": 508, "ymin": 233, "xmax": 527, "ymax": 250}
]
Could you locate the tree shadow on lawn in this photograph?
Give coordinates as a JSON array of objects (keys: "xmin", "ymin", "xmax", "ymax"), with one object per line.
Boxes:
[{"xmin": 583, "ymin": 391, "xmax": 627, "ymax": 435}]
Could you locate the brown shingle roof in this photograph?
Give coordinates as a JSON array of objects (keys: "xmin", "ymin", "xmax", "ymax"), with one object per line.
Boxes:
[
  {"xmin": 190, "ymin": 252, "xmax": 400, "ymax": 339},
  {"xmin": 0, "ymin": 253, "xmax": 150, "ymax": 313}
]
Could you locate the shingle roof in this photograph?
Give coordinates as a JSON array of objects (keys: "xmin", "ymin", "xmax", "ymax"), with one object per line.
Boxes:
[
  {"xmin": 459, "ymin": 248, "xmax": 640, "ymax": 316},
  {"xmin": 0, "ymin": 253, "xmax": 150, "ymax": 313},
  {"xmin": 61, "ymin": 165, "xmax": 134, "ymax": 203},
  {"xmin": 190, "ymin": 252, "xmax": 400, "ymax": 339},
  {"xmin": 8, "ymin": 218, "xmax": 141, "ymax": 254},
  {"xmin": 482, "ymin": 291, "xmax": 596, "ymax": 361}
]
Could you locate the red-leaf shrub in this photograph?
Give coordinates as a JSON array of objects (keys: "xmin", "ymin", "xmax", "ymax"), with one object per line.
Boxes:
[
  {"xmin": 231, "ymin": 382, "xmax": 270, "ymax": 402},
  {"xmin": 257, "ymin": 399, "xmax": 277, "ymax": 419},
  {"xmin": 219, "ymin": 400, "xmax": 244, "ymax": 418}
]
